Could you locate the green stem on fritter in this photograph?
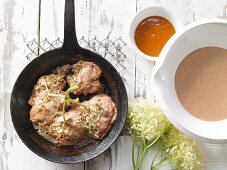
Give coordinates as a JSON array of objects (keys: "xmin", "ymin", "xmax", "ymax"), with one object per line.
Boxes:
[
  {"xmin": 44, "ymin": 81, "xmax": 99, "ymax": 133},
  {"xmin": 65, "ymin": 85, "xmax": 79, "ymax": 99},
  {"xmin": 67, "ymin": 98, "xmax": 88, "ymax": 110},
  {"xmin": 48, "ymin": 93, "xmax": 64, "ymax": 98},
  {"xmin": 44, "ymin": 80, "xmax": 79, "ymax": 124},
  {"xmin": 62, "ymin": 97, "xmax": 67, "ymax": 123},
  {"xmin": 44, "ymin": 81, "xmax": 64, "ymax": 97},
  {"xmin": 62, "ymin": 85, "xmax": 79, "ymax": 124}
]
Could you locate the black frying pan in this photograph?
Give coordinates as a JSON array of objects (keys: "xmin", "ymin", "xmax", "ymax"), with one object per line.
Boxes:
[{"xmin": 10, "ymin": 0, "xmax": 127, "ymax": 163}]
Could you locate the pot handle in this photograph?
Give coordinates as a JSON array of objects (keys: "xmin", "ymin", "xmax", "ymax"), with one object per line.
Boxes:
[{"xmin": 62, "ymin": 0, "xmax": 80, "ymax": 52}]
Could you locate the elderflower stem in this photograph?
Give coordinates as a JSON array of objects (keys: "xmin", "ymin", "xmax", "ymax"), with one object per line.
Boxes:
[
  {"xmin": 152, "ymin": 157, "xmax": 169, "ymax": 169},
  {"xmin": 150, "ymin": 148, "xmax": 162, "ymax": 169},
  {"xmin": 134, "ymin": 135, "xmax": 161, "ymax": 170},
  {"xmin": 135, "ymin": 147, "xmax": 148, "ymax": 170},
  {"xmin": 134, "ymin": 137, "xmax": 148, "ymax": 170},
  {"xmin": 136, "ymin": 145, "xmax": 141, "ymax": 168},
  {"xmin": 132, "ymin": 137, "xmax": 136, "ymax": 170},
  {"xmin": 147, "ymin": 135, "xmax": 160, "ymax": 148}
]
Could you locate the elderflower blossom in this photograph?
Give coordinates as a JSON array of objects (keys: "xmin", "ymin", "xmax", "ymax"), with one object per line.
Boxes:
[
  {"xmin": 164, "ymin": 126, "xmax": 202, "ymax": 170},
  {"xmin": 127, "ymin": 97, "xmax": 171, "ymax": 142}
]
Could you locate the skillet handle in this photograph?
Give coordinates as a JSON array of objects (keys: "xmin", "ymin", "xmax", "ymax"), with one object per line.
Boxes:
[{"xmin": 63, "ymin": 0, "xmax": 80, "ymax": 52}]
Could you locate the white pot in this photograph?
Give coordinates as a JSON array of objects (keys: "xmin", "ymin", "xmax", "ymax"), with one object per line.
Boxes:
[{"xmin": 151, "ymin": 19, "xmax": 227, "ymax": 143}]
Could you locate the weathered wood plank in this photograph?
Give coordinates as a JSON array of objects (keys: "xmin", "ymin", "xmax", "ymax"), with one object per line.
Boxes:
[
  {"xmin": 39, "ymin": 0, "xmax": 90, "ymax": 44},
  {"xmin": 111, "ymin": 136, "xmax": 132, "ymax": 170},
  {"xmin": 85, "ymin": 0, "xmax": 136, "ymax": 169},
  {"xmin": 1, "ymin": 0, "xmax": 40, "ymax": 170},
  {"xmin": 7, "ymin": 140, "xmax": 84, "ymax": 170},
  {"xmin": 0, "ymin": 1, "xmax": 5, "ymax": 168},
  {"xmin": 2, "ymin": 1, "xmax": 227, "ymax": 170},
  {"xmin": 39, "ymin": 0, "xmax": 64, "ymax": 43},
  {"xmin": 0, "ymin": 2, "xmax": 5, "ymax": 168},
  {"xmin": 75, "ymin": 0, "xmax": 90, "ymax": 40}
]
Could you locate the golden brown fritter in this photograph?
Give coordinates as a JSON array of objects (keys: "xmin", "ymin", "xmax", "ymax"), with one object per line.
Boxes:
[
  {"xmin": 28, "ymin": 61, "xmax": 117, "ymax": 146},
  {"xmin": 83, "ymin": 94, "xmax": 117, "ymax": 139},
  {"xmin": 49, "ymin": 106, "xmax": 87, "ymax": 145},
  {"xmin": 67, "ymin": 61, "xmax": 102, "ymax": 95}
]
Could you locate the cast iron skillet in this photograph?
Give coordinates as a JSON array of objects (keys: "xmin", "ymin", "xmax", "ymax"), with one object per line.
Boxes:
[{"xmin": 10, "ymin": 0, "xmax": 127, "ymax": 163}]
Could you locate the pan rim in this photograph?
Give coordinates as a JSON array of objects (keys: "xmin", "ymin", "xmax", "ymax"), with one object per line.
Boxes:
[{"xmin": 10, "ymin": 47, "xmax": 128, "ymax": 163}]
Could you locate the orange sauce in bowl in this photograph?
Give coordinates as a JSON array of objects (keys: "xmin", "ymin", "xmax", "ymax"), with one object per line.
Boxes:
[{"xmin": 135, "ymin": 16, "xmax": 175, "ymax": 57}]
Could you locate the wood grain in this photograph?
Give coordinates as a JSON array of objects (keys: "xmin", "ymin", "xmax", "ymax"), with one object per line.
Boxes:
[
  {"xmin": 2, "ymin": 0, "xmax": 227, "ymax": 170},
  {"xmin": 85, "ymin": 0, "xmax": 136, "ymax": 169},
  {"xmin": 0, "ymin": 1, "xmax": 5, "ymax": 168},
  {"xmin": 1, "ymin": 0, "xmax": 40, "ymax": 170}
]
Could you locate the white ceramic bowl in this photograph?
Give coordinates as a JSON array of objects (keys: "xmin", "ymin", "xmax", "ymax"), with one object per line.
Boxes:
[
  {"xmin": 151, "ymin": 19, "xmax": 227, "ymax": 143},
  {"xmin": 129, "ymin": 5, "xmax": 184, "ymax": 62}
]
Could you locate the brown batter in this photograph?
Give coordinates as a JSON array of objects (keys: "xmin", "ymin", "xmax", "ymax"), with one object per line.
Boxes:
[{"xmin": 175, "ymin": 47, "xmax": 227, "ymax": 121}]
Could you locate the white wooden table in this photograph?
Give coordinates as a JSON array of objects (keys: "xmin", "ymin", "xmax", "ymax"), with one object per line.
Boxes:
[{"xmin": 1, "ymin": 0, "xmax": 227, "ymax": 170}]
